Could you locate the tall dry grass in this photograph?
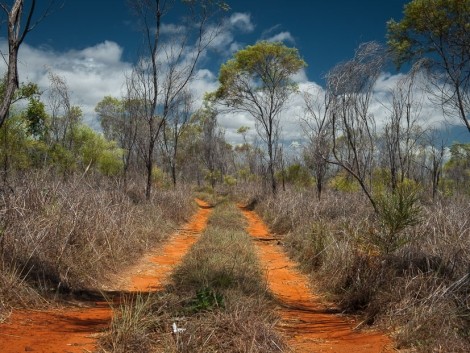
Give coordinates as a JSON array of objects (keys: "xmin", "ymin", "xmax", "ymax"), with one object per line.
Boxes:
[
  {"xmin": 101, "ymin": 201, "xmax": 287, "ymax": 353},
  {"xmin": 253, "ymin": 187, "xmax": 470, "ymax": 352},
  {"xmin": 0, "ymin": 169, "xmax": 193, "ymax": 317}
]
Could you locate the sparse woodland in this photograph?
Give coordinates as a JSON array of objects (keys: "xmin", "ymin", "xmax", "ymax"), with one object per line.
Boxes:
[{"xmin": 0, "ymin": 0, "xmax": 469, "ymax": 352}]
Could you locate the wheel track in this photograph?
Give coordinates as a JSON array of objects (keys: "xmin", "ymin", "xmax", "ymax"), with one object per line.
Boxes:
[
  {"xmin": 240, "ymin": 206, "xmax": 395, "ymax": 353},
  {"xmin": 0, "ymin": 198, "xmax": 212, "ymax": 353}
]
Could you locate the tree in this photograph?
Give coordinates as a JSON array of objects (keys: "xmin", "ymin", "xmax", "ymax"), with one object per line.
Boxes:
[
  {"xmin": 128, "ymin": 0, "xmax": 227, "ymax": 199},
  {"xmin": 302, "ymin": 84, "xmax": 332, "ymax": 199},
  {"xmin": 387, "ymin": 0, "xmax": 470, "ymax": 133},
  {"xmin": 212, "ymin": 41, "xmax": 306, "ymax": 194},
  {"xmin": 161, "ymin": 89, "xmax": 193, "ymax": 187},
  {"xmin": 192, "ymin": 104, "xmax": 224, "ymax": 188},
  {"xmin": 95, "ymin": 96, "xmax": 139, "ymax": 180},
  {"xmin": 46, "ymin": 72, "xmax": 82, "ymax": 148},
  {"xmin": 381, "ymin": 66, "xmax": 423, "ymax": 191},
  {"xmin": 327, "ymin": 42, "xmax": 386, "ymax": 212},
  {"xmin": 0, "ymin": 0, "xmax": 36, "ymax": 129}
]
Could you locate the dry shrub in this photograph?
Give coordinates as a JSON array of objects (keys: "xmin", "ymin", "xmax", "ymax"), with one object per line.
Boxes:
[
  {"xmin": 254, "ymin": 186, "xmax": 470, "ymax": 352},
  {"xmin": 0, "ymin": 170, "xmax": 193, "ymax": 306}
]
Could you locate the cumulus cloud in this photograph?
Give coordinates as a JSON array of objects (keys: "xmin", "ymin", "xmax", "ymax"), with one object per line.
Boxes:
[{"xmin": 0, "ymin": 39, "xmax": 132, "ymax": 128}]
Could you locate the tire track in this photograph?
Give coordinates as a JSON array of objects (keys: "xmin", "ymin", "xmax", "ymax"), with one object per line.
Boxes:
[
  {"xmin": 0, "ymin": 199, "xmax": 212, "ymax": 353},
  {"xmin": 240, "ymin": 206, "xmax": 395, "ymax": 353}
]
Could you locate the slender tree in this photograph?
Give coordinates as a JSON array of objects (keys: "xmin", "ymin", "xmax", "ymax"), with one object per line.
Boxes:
[
  {"xmin": 302, "ymin": 84, "xmax": 332, "ymax": 199},
  {"xmin": 327, "ymin": 42, "xmax": 386, "ymax": 212},
  {"xmin": 212, "ymin": 41, "xmax": 306, "ymax": 194},
  {"xmin": 129, "ymin": 0, "xmax": 227, "ymax": 199}
]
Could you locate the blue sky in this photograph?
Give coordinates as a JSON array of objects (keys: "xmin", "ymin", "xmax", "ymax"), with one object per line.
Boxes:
[
  {"xmin": 27, "ymin": 0, "xmax": 409, "ymax": 83},
  {"xmin": 6, "ymin": 0, "xmax": 468, "ymax": 144}
]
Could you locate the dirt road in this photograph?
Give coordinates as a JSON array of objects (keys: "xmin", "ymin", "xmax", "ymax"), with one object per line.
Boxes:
[
  {"xmin": 0, "ymin": 199, "xmax": 212, "ymax": 353},
  {"xmin": 240, "ymin": 206, "xmax": 395, "ymax": 353}
]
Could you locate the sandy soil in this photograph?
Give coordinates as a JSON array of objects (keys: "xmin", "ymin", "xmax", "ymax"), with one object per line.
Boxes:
[
  {"xmin": 240, "ymin": 206, "xmax": 396, "ymax": 353},
  {"xmin": 0, "ymin": 199, "xmax": 212, "ymax": 353}
]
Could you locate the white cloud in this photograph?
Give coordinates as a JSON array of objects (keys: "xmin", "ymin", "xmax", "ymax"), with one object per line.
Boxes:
[
  {"xmin": 0, "ymin": 40, "xmax": 132, "ymax": 128},
  {"xmin": 229, "ymin": 13, "xmax": 254, "ymax": 33},
  {"xmin": 265, "ymin": 31, "xmax": 295, "ymax": 44}
]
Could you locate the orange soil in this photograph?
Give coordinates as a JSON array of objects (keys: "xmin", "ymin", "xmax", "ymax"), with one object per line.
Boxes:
[
  {"xmin": 240, "ymin": 207, "xmax": 395, "ymax": 353},
  {"xmin": 0, "ymin": 199, "xmax": 212, "ymax": 353}
]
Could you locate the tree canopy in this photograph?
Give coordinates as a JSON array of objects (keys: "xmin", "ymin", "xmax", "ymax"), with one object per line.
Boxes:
[
  {"xmin": 387, "ymin": 0, "xmax": 470, "ymax": 132},
  {"xmin": 212, "ymin": 41, "xmax": 306, "ymax": 194}
]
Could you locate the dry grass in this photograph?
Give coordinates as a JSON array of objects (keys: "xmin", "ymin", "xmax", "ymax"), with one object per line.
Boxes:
[
  {"xmin": 0, "ymin": 170, "xmax": 193, "ymax": 311},
  {"xmin": 253, "ymin": 187, "xmax": 470, "ymax": 352},
  {"xmin": 101, "ymin": 201, "xmax": 287, "ymax": 353}
]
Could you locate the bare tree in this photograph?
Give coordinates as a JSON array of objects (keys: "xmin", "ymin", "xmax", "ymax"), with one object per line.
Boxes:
[
  {"xmin": 302, "ymin": 84, "xmax": 332, "ymax": 199},
  {"xmin": 161, "ymin": 89, "xmax": 192, "ymax": 187},
  {"xmin": 128, "ymin": 0, "xmax": 226, "ymax": 199},
  {"xmin": 419, "ymin": 129, "xmax": 446, "ymax": 200},
  {"xmin": 46, "ymin": 72, "xmax": 81, "ymax": 148},
  {"xmin": 382, "ymin": 65, "xmax": 423, "ymax": 191},
  {"xmin": 327, "ymin": 42, "xmax": 386, "ymax": 212}
]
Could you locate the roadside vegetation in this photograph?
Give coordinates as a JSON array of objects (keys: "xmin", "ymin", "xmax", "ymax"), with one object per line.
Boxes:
[
  {"xmin": 249, "ymin": 186, "xmax": 470, "ymax": 352},
  {"xmin": 0, "ymin": 171, "xmax": 193, "ymax": 319},
  {"xmin": 101, "ymin": 201, "xmax": 286, "ymax": 353},
  {"xmin": 1, "ymin": 1, "xmax": 470, "ymax": 352}
]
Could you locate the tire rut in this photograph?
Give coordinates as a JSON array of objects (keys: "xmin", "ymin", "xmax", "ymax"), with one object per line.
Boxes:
[
  {"xmin": 0, "ymin": 198, "xmax": 212, "ymax": 353},
  {"xmin": 240, "ymin": 206, "xmax": 395, "ymax": 353}
]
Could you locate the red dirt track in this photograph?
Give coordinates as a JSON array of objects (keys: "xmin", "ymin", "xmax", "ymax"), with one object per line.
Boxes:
[
  {"xmin": 0, "ymin": 199, "xmax": 212, "ymax": 353},
  {"xmin": 240, "ymin": 207, "xmax": 395, "ymax": 353}
]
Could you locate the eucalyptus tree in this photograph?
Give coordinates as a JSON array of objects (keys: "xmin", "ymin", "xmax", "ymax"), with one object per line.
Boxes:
[
  {"xmin": 0, "ymin": 0, "xmax": 55, "ymax": 129},
  {"xmin": 128, "ymin": 0, "xmax": 227, "ymax": 199},
  {"xmin": 0, "ymin": 0, "xmax": 36, "ymax": 129},
  {"xmin": 95, "ymin": 95, "xmax": 139, "ymax": 180},
  {"xmin": 211, "ymin": 41, "xmax": 306, "ymax": 194},
  {"xmin": 388, "ymin": 0, "xmax": 470, "ymax": 133}
]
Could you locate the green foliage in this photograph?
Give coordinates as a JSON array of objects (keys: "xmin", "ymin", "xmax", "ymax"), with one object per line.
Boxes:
[
  {"xmin": 0, "ymin": 113, "xmax": 50, "ymax": 171},
  {"xmin": 49, "ymin": 143, "xmax": 76, "ymax": 173},
  {"xmin": 23, "ymin": 98, "xmax": 49, "ymax": 139},
  {"xmin": 151, "ymin": 166, "xmax": 171, "ymax": 188},
  {"xmin": 387, "ymin": 0, "xmax": 470, "ymax": 65},
  {"xmin": 443, "ymin": 143, "xmax": 470, "ymax": 192},
  {"xmin": 214, "ymin": 41, "xmax": 306, "ymax": 102},
  {"xmin": 373, "ymin": 182, "xmax": 422, "ymax": 254},
  {"xmin": 95, "ymin": 96, "xmax": 125, "ymax": 141},
  {"xmin": 329, "ymin": 171, "xmax": 360, "ymax": 192},
  {"xmin": 277, "ymin": 163, "xmax": 313, "ymax": 188},
  {"xmin": 71, "ymin": 125, "xmax": 124, "ymax": 175},
  {"xmin": 187, "ymin": 287, "xmax": 224, "ymax": 313},
  {"xmin": 223, "ymin": 174, "xmax": 237, "ymax": 186}
]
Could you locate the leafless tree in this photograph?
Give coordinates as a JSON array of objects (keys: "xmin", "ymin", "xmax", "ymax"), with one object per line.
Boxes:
[
  {"xmin": 161, "ymin": 89, "xmax": 192, "ymax": 187},
  {"xmin": 46, "ymin": 72, "xmax": 81, "ymax": 148},
  {"xmin": 419, "ymin": 129, "xmax": 446, "ymax": 200},
  {"xmin": 382, "ymin": 65, "xmax": 424, "ymax": 191},
  {"xmin": 302, "ymin": 85, "xmax": 332, "ymax": 199},
  {"xmin": 128, "ymin": 0, "xmax": 226, "ymax": 199},
  {"xmin": 327, "ymin": 42, "xmax": 386, "ymax": 212}
]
